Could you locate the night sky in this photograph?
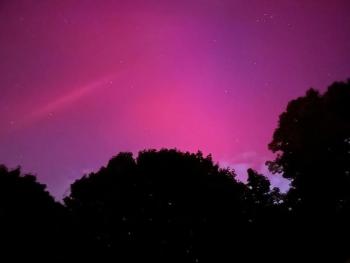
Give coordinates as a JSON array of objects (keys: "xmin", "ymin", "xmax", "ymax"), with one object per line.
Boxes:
[{"xmin": 1, "ymin": 0, "xmax": 350, "ymax": 198}]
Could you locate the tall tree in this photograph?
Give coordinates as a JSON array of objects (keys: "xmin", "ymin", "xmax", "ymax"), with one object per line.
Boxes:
[
  {"xmin": 268, "ymin": 80, "xmax": 350, "ymax": 210},
  {"xmin": 267, "ymin": 80, "xmax": 350, "ymax": 261}
]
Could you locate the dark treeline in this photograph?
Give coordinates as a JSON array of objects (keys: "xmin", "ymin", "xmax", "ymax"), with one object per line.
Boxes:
[{"xmin": 1, "ymin": 80, "xmax": 350, "ymax": 262}]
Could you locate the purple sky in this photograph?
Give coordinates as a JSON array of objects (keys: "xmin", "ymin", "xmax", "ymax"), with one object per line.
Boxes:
[{"xmin": 1, "ymin": 0, "xmax": 350, "ymax": 198}]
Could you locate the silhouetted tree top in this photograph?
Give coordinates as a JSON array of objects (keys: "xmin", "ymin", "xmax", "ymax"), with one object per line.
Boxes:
[
  {"xmin": 0, "ymin": 165, "xmax": 56, "ymax": 212},
  {"xmin": 267, "ymin": 80, "xmax": 350, "ymax": 211},
  {"xmin": 66, "ymin": 149, "xmax": 244, "ymax": 207},
  {"xmin": 0, "ymin": 165, "xmax": 67, "ymax": 259},
  {"xmin": 246, "ymin": 168, "xmax": 281, "ymax": 207},
  {"xmin": 247, "ymin": 168, "xmax": 270, "ymax": 196},
  {"xmin": 64, "ymin": 149, "xmax": 259, "ymax": 262}
]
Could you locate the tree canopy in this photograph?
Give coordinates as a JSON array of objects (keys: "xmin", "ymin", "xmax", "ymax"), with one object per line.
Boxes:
[
  {"xmin": 64, "ymin": 149, "xmax": 254, "ymax": 262},
  {"xmin": 268, "ymin": 80, "xmax": 350, "ymax": 211}
]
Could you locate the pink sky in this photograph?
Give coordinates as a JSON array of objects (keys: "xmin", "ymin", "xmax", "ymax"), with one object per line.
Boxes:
[{"xmin": 1, "ymin": 0, "xmax": 350, "ymax": 198}]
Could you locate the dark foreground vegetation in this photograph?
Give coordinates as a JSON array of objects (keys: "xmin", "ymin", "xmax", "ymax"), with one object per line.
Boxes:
[{"xmin": 1, "ymin": 80, "xmax": 350, "ymax": 262}]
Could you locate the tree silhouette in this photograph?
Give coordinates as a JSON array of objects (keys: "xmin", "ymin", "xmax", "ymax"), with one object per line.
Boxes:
[
  {"xmin": 0, "ymin": 165, "xmax": 67, "ymax": 260},
  {"xmin": 247, "ymin": 168, "xmax": 271, "ymax": 204},
  {"xmin": 267, "ymin": 80, "xmax": 350, "ymax": 262},
  {"xmin": 268, "ymin": 81, "xmax": 350, "ymax": 209},
  {"xmin": 64, "ymin": 149, "xmax": 267, "ymax": 262}
]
